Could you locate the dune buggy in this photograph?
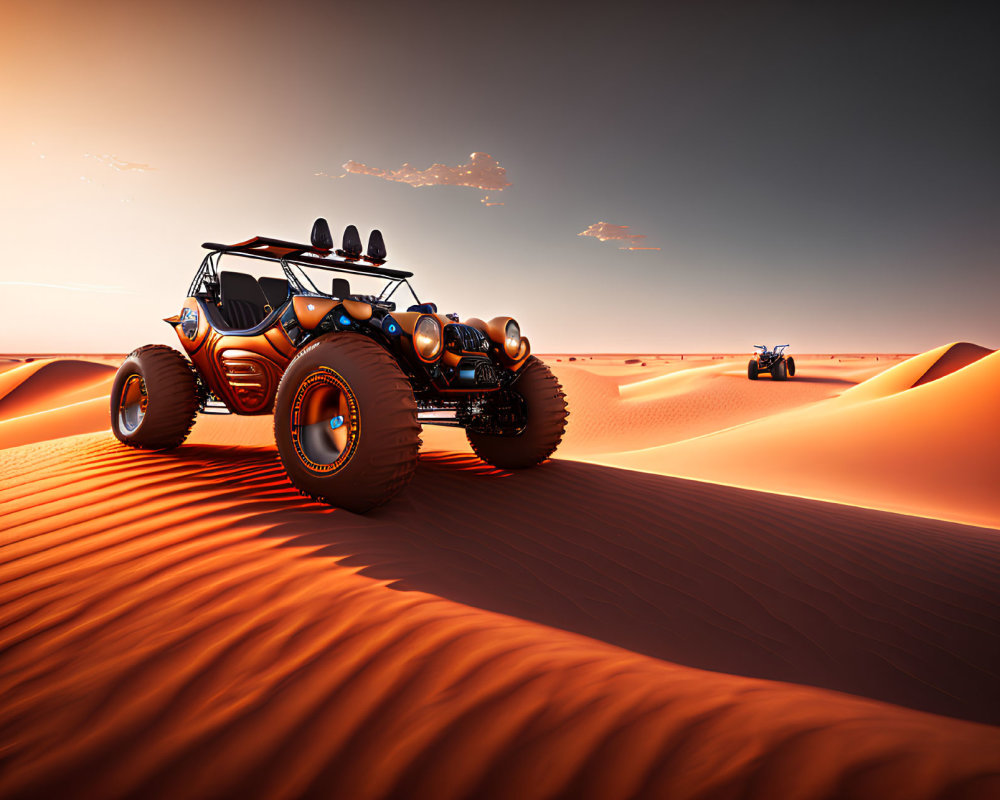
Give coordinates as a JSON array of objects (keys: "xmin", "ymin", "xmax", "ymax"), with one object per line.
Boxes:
[
  {"xmin": 111, "ymin": 218, "xmax": 568, "ymax": 512},
  {"xmin": 748, "ymin": 344, "xmax": 796, "ymax": 381}
]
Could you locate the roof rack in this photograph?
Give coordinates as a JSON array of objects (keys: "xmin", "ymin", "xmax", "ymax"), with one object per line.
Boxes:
[{"xmin": 202, "ymin": 236, "xmax": 413, "ymax": 279}]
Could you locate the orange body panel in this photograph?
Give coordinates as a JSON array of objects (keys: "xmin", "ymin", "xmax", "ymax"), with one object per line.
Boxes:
[
  {"xmin": 291, "ymin": 296, "xmax": 337, "ymax": 330},
  {"xmin": 171, "ymin": 297, "xmax": 295, "ymax": 414},
  {"xmin": 168, "ymin": 293, "xmax": 532, "ymax": 413},
  {"xmin": 342, "ymin": 299, "xmax": 373, "ymax": 321}
]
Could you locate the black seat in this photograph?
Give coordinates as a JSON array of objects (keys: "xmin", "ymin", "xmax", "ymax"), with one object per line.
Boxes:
[
  {"xmin": 337, "ymin": 225, "xmax": 363, "ymax": 259},
  {"xmin": 258, "ymin": 277, "xmax": 289, "ymax": 310},
  {"xmin": 311, "ymin": 217, "xmax": 333, "ymax": 250},
  {"xmin": 367, "ymin": 229, "xmax": 386, "ymax": 262},
  {"xmin": 331, "ymin": 278, "xmax": 351, "ymax": 299},
  {"xmin": 220, "ymin": 271, "xmax": 268, "ymax": 329}
]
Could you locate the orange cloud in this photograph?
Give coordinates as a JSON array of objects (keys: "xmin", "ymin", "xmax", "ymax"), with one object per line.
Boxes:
[
  {"xmin": 84, "ymin": 154, "xmax": 155, "ymax": 172},
  {"xmin": 578, "ymin": 222, "xmax": 660, "ymax": 250},
  {"xmin": 334, "ymin": 152, "xmax": 510, "ymax": 203}
]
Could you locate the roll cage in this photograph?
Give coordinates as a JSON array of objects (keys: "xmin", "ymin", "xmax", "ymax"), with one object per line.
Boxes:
[
  {"xmin": 188, "ymin": 235, "xmax": 423, "ymax": 308},
  {"xmin": 753, "ymin": 344, "xmax": 789, "ymax": 358}
]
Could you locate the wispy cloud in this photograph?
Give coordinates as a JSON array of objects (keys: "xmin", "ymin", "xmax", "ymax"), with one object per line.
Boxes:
[
  {"xmin": 578, "ymin": 221, "xmax": 661, "ymax": 251},
  {"xmin": 84, "ymin": 154, "xmax": 156, "ymax": 173},
  {"xmin": 324, "ymin": 152, "xmax": 511, "ymax": 204},
  {"xmin": 0, "ymin": 281, "xmax": 136, "ymax": 295}
]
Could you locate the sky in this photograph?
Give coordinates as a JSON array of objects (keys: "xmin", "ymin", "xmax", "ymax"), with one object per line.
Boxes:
[{"xmin": 1, "ymin": 0, "xmax": 997, "ymax": 353}]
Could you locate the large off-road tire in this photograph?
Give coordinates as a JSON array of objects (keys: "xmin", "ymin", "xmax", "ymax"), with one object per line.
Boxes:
[
  {"xmin": 786, "ymin": 356, "xmax": 796, "ymax": 377},
  {"xmin": 748, "ymin": 360, "xmax": 759, "ymax": 380},
  {"xmin": 467, "ymin": 357, "xmax": 568, "ymax": 470},
  {"xmin": 274, "ymin": 334, "xmax": 420, "ymax": 513},
  {"xmin": 771, "ymin": 360, "xmax": 788, "ymax": 381},
  {"xmin": 110, "ymin": 345, "xmax": 199, "ymax": 449}
]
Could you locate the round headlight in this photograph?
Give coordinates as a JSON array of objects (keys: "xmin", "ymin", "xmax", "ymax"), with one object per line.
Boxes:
[
  {"xmin": 504, "ymin": 320, "xmax": 521, "ymax": 357},
  {"xmin": 414, "ymin": 315, "xmax": 442, "ymax": 361}
]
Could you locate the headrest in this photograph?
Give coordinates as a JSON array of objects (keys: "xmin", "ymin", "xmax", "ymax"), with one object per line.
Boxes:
[
  {"xmin": 407, "ymin": 302, "xmax": 437, "ymax": 313},
  {"xmin": 311, "ymin": 218, "xmax": 333, "ymax": 250},
  {"xmin": 331, "ymin": 278, "xmax": 351, "ymax": 299},
  {"xmin": 339, "ymin": 225, "xmax": 362, "ymax": 259},
  {"xmin": 366, "ymin": 229, "xmax": 387, "ymax": 262}
]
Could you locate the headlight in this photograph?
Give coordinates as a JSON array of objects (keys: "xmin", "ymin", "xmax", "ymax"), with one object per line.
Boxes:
[
  {"xmin": 414, "ymin": 315, "xmax": 442, "ymax": 361},
  {"xmin": 504, "ymin": 320, "xmax": 521, "ymax": 357}
]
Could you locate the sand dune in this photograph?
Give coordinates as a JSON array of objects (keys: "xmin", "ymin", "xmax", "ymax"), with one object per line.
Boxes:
[
  {"xmin": 0, "ymin": 396, "xmax": 111, "ymax": 451},
  {"xmin": 835, "ymin": 341, "xmax": 992, "ymax": 403},
  {"xmin": 0, "ymin": 359, "xmax": 116, "ymax": 449},
  {"xmin": 1, "ymin": 346, "xmax": 998, "ymax": 797},
  {"xmin": 1, "ymin": 435, "xmax": 999, "ymax": 798},
  {"xmin": 551, "ymin": 358, "xmax": 858, "ymax": 454},
  {"xmin": 0, "ymin": 358, "xmax": 116, "ymax": 419},
  {"xmin": 592, "ymin": 347, "xmax": 1000, "ymax": 527}
]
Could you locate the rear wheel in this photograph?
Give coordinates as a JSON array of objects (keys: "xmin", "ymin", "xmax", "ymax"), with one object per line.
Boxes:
[
  {"xmin": 110, "ymin": 345, "xmax": 199, "ymax": 449},
  {"xmin": 771, "ymin": 360, "xmax": 788, "ymax": 381},
  {"xmin": 786, "ymin": 356, "xmax": 796, "ymax": 377},
  {"xmin": 274, "ymin": 334, "xmax": 420, "ymax": 513},
  {"xmin": 748, "ymin": 360, "xmax": 759, "ymax": 380},
  {"xmin": 467, "ymin": 358, "xmax": 568, "ymax": 469}
]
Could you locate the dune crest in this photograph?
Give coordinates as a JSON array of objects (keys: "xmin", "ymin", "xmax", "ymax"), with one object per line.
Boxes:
[{"xmin": 838, "ymin": 341, "xmax": 993, "ymax": 403}]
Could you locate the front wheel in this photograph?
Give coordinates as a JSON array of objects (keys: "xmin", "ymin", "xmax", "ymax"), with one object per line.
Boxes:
[
  {"xmin": 748, "ymin": 360, "xmax": 759, "ymax": 380},
  {"xmin": 786, "ymin": 356, "xmax": 796, "ymax": 377},
  {"xmin": 110, "ymin": 345, "xmax": 199, "ymax": 449},
  {"xmin": 467, "ymin": 358, "xmax": 568, "ymax": 469},
  {"xmin": 771, "ymin": 360, "xmax": 788, "ymax": 381},
  {"xmin": 274, "ymin": 334, "xmax": 420, "ymax": 513}
]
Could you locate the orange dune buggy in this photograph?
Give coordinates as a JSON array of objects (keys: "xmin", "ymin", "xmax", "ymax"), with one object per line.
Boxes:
[{"xmin": 111, "ymin": 219, "xmax": 568, "ymax": 512}]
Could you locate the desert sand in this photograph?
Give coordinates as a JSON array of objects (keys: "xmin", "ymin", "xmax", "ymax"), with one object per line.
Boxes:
[{"xmin": 1, "ymin": 345, "xmax": 998, "ymax": 798}]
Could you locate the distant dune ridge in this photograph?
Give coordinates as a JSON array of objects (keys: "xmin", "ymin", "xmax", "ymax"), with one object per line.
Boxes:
[
  {"xmin": 585, "ymin": 342, "xmax": 999, "ymax": 528},
  {"xmin": 0, "ymin": 343, "xmax": 998, "ymax": 798},
  {"xmin": 0, "ymin": 359, "xmax": 114, "ymax": 449}
]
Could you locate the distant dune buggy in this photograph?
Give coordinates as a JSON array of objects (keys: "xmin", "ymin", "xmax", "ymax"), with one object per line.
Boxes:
[
  {"xmin": 748, "ymin": 344, "xmax": 796, "ymax": 381},
  {"xmin": 111, "ymin": 218, "xmax": 568, "ymax": 512}
]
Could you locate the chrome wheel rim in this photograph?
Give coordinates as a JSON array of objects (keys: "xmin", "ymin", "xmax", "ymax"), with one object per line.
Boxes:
[{"xmin": 118, "ymin": 374, "xmax": 147, "ymax": 433}]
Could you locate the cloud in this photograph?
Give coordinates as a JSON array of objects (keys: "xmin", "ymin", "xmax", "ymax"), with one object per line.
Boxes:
[
  {"xmin": 0, "ymin": 281, "xmax": 135, "ymax": 295},
  {"xmin": 330, "ymin": 152, "xmax": 510, "ymax": 204},
  {"xmin": 85, "ymin": 154, "xmax": 155, "ymax": 172},
  {"xmin": 578, "ymin": 221, "xmax": 661, "ymax": 251}
]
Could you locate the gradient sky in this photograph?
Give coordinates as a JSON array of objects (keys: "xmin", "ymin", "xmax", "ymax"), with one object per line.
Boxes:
[{"xmin": 1, "ymin": 0, "xmax": 997, "ymax": 353}]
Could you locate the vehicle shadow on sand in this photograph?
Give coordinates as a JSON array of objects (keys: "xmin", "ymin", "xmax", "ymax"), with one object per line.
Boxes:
[{"xmin": 172, "ymin": 443, "xmax": 1000, "ymax": 726}]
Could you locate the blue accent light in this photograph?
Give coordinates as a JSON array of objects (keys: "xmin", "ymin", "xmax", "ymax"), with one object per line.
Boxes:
[
  {"xmin": 338, "ymin": 315, "xmax": 352, "ymax": 326},
  {"xmin": 459, "ymin": 369, "xmax": 476, "ymax": 382},
  {"xmin": 387, "ymin": 323, "xmax": 399, "ymax": 334},
  {"xmin": 329, "ymin": 415, "xmax": 344, "ymax": 430}
]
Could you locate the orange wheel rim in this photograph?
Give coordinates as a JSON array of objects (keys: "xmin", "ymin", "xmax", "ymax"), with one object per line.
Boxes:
[{"xmin": 289, "ymin": 368, "xmax": 361, "ymax": 473}]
